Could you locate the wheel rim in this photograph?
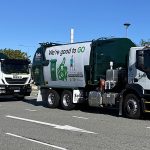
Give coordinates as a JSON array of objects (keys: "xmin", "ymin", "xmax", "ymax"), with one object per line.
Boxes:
[
  {"xmin": 126, "ymin": 98, "xmax": 138, "ymax": 115},
  {"xmin": 63, "ymin": 94, "xmax": 70, "ymax": 106},
  {"xmin": 48, "ymin": 93, "xmax": 54, "ymax": 105}
]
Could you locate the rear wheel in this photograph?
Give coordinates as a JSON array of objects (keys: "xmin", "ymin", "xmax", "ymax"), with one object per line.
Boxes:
[
  {"xmin": 123, "ymin": 94, "xmax": 141, "ymax": 119},
  {"xmin": 46, "ymin": 89, "xmax": 60, "ymax": 108},
  {"xmin": 61, "ymin": 90, "xmax": 75, "ymax": 110}
]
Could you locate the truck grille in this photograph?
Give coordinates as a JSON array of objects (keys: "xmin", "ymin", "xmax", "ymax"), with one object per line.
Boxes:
[{"xmin": 5, "ymin": 78, "xmax": 28, "ymax": 84}]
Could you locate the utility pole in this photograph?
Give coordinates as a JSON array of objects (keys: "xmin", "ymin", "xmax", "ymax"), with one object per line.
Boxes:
[{"xmin": 70, "ymin": 28, "xmax": 74, "ymax": 43}]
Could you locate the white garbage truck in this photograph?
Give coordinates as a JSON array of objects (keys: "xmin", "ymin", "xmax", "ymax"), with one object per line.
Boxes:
[
  {"xmin": 0, "ymin": 53, "xmax": 31, "ymax": 99},
  {"xmin": 32, "ymin": 38, "xmax": 150, "ymax": 119}
]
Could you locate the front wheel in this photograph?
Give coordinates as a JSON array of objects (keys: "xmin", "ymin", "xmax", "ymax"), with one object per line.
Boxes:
[
  {"xmin": 61, "ymin": 90, "xmax": 75, "ymax": 110},
  {"xmin": 123, "ymin": 94, "xmax": 141, "ymax": 119}
]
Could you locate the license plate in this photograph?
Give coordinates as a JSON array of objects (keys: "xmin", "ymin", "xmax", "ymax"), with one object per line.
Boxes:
[{"xmin": 14, "ymin": 90, "xmax": 20, "ymax": 92}]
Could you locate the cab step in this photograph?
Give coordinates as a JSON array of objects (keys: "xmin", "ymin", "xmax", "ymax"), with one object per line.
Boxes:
[
  {"xmin": 144, "ymin": 110, "xmax": 150, "ymax": 113},
  {"xmin": 144, "ymin": 101, "xmax": 150, "ymax": 104}
]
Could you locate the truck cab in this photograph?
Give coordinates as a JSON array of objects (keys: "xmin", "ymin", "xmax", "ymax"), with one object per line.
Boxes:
[
  {"xmin": 124, "ymin": 46, "xmax": 150, "ymax": 117},
  {"xmin": 88, "ymin": 46, "xmax": 150, "ymax": 119},
  {"xmin": 0, "ymin": 56, "xmax": 31, "ymax": 99}
]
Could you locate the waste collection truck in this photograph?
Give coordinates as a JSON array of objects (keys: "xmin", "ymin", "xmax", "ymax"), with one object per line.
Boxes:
[
  {"xmin": 32, "ymin": 38, "xmax": 150, "ymax": 119},
  {"xmin": 0, "ymin": 53, "xmax": 31, "ymax": 99}
]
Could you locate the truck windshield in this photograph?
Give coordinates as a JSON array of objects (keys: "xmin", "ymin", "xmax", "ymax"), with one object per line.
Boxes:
[
  {"xmin": 136, "ymin": 49, "xmax": 150, "ymax": 73},
  {"xmin": 1, "ymin": 60, "xmax": 29, "ymax": 74}
]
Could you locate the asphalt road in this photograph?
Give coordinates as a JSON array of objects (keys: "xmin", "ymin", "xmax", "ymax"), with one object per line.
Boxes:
[{"xmin": 0, "ymin": 95, "xmax": 150, "ymax": 150}]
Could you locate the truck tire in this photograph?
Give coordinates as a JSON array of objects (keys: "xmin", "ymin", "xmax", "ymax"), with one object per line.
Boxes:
[
  {"xmin": 123, "ymin": 94, "xmax": 141, "ymax": 119},
  {"xmin": 61, "ymin": 90, "xmax": 75, "ymax": 110},
  {"xmin": 46, "ymin": 89, "xmax": 60, "ymax": 108}
]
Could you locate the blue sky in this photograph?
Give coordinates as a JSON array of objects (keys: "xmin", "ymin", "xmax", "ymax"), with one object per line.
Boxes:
[{"xmin": 0, "ymin": 0, "xmax": 149, "ymax": 60}]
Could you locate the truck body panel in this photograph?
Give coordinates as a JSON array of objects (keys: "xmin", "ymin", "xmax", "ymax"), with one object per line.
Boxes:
[
  {"xmin": 44, "ymin": 42, "xmax": 91, "ymax": 88},
  {"xmin": 33, "ymin": 38, "xmax": 135, "ymax": 88}
]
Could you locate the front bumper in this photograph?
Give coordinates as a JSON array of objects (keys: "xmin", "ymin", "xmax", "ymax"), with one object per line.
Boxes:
[{"xmin": 0, "ymin": 84, "xmax": 31, "ymax": 96}]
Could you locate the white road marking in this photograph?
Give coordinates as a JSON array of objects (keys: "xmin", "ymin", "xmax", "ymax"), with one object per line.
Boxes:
[
  {"xmin": 25, "ymin": 109, "xmax": 37, "ymax": 112},
  {"xmin": 6, "ymin": 132, "xmax": 67, "ymax": 150},
  {"xmin": 6, "ymin": 115, "xmax": 97, "ymax": 134},
  {"xmin": 147, "ymin": 127, "xmax": 150, "ymax": 129},
  {"xmin": 72, "ymin": 116, "xmax": 88, "ymax": 120}
]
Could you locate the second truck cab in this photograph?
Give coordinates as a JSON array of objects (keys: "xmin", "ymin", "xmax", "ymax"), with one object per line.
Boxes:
[{"xmin": 0, "ymin": 53, "xmax": 31, "ymax": 99}]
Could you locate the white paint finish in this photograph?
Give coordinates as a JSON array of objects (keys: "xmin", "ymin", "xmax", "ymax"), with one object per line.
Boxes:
[
  {"xmin": 73, "ymin": 90, "xmax": 83, "ymax": 103},
  {"xmin": 70, "ymin": 28, "xmax": 74, "ymax": 43},
  {"xmin": 44, "ymin": 42, "xmax": 92, "ymax": 88},
  {"xmin": 72, "ymin": 116, "xmax": 88, "ymax": 120},
  {"xmin": 6, "ymin": 115, "xmax": 97, "ymax": 134},
  {"xmin": 6, "ymin": 133, "xmax": 67, "ymax": 150},
  {"xmin": 128, "ymin": 47, "xmax": 150, "ymax": 90},
  {"xmin": 25, "ymin": 109, "xmax": 37, "ymax": 112},
  {"xmin": 37, "ymin": 90, "xmax": 42, "ymax": 102}
]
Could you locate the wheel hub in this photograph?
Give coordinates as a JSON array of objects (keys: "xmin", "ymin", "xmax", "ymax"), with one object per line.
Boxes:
[
  {"xmin": 63, "ymin": 94, "xmax": 70, "ymax": 106},
  {"xmin": 48, "ymin": 93, "xmax": 54, "ymax": 104},
  {"xmin": 127, "ymin": 99, "xmax": 138, "ymax": 114}
]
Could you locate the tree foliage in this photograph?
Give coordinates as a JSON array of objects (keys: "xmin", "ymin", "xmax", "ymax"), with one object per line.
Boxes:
[
  {"xmin": 0, "ymin": 48, "xmax": 30, "ymax": 59},
  {"xmin": 140, "ymin": 39, "xmax": 150, "ymax": 46}
]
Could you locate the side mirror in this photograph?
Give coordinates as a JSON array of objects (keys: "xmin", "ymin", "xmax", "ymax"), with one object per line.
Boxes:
[{"xmin": 42, "ymin": 60, "xmax": 49, "ymax": 66}]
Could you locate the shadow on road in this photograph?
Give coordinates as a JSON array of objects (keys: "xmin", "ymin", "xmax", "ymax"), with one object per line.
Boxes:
[
  {"xmin": 142, "ymin": 114, "xmax": 150, "ymax": 120},
  {"xmin": 0, "ymin": 98, "xmax": 21, "ymax": 102},
  {"xmin": 22, "ymin": 98, "xmax": 119, "ymax": 117},
  {"xmin": 22, "ymin": 98, "xmax": 43, "ymax": 106},
  {"xmin": 22, "ymin": 98, "xmax": 150, "ymax": 120},
  {"xmin": 76, "ymin": 103, "xmax": 119, "ymax": 117},
  {"xmin": 76, "ymin": 104, "xmax": 150, "ymax": 120}
]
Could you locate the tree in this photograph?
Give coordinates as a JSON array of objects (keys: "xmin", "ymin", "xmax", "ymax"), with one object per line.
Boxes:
[
  {"xmin": 140, "ymin": 39, "xmax": 150, "ymax": 46},
  {"xmin": 0, "ymin": 48, "xmax": 30, "ymax": 59}
]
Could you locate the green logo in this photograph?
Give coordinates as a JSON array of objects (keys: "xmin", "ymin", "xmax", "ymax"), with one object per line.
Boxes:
[{"xmin": 77, "ymin": 46, "xmax": 85, "ymax": 53}]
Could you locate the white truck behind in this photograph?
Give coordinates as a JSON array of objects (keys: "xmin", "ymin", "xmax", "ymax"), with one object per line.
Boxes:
[{"xmin": 0, "ymin": 53, "xmax": 31, "ymax": 99}]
